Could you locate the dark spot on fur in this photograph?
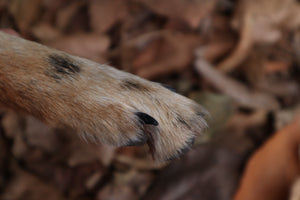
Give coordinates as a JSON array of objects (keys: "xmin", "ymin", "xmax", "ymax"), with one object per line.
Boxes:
[
  {"xmin": 175, "ymin": 114, "xmax": 191, "ymax": 129},
  {"xmin": 160, "ymin": 83, "xmax": 176, "ymax": 92},
  {"xmin": 178, "ymin": 145, "xmax": 191, "ymax": 156},
  {"xmin": 49, "ymin": 54, "xmax": 80, "ymax": 74},
  {"xmin": 46, "ymin": 72, "xmax": 61, "ymax": 81},
  {"xmin": 47, "ymin": 54, "xmax": 80, "ymax": 80},
  {"xmin": 135, "ymin": 112, "xmax": 159, "ymax": 126},
  {"xmin": 187, "ymin": 137, "xmax": 195, "ymax": 146},
  {"xmin": 196, "ymin": 111, "xmax": 206, "ymax": 118},
  {"xmin": 121, "ymin": 79, "xmax": 150, "ymax": 92}
]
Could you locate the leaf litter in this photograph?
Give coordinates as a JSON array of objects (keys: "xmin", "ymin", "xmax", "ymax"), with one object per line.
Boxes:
[{"xmin": 1, "ymin": 0, "xmax": 300, "ymax": 199}]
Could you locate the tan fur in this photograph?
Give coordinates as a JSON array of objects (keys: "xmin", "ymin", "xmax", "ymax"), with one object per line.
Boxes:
[{"xmin": 0, "ymin": 32, "xmax": 207, "ymax": 161}]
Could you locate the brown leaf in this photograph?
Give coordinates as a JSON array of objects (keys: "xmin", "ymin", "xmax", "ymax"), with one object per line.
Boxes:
[
  {"xmin": 290, "ymin": 178, "xmax": 300, "ymax": 200},
  {"xmin": 234, "ymin": 117, "xmax": 300, "ymax": 200},
  {"xmin": 97, "ymin": 170, "xmax": 154, "ymax": 200},
  {"xmin": 8, "ymin": 0, "xmax": 42, "ymax": 33},
  {"xmin": 24, "ymin": 116, "xmax": 60, "ymax": 154},
  {"xmin": 195, "ymin": 58, "xmax": 280, "ymax": 110},
  {"xmin": 68, "ymin": 141, "xmax": 116, "ymax": 167},
  {"xmin": 31, "ymin": 23, "xmax": 61, "ymax": 42},
  {"xmin": 198, "ymin": 41, "xmax": 234, "ymax": 62},
  {"xmin": 217, "ymin": 0, "xmax": 300, "ymax": 73},
  {"xmin": 56, "ymin": 1, "xmax": 86, "ymax": 31},
  {"xmin": 264, "ymin": 61, "xmax": 291, "ymax": 74},
  {"xmin": 138, "ymin": 0, "xmax": 216, "ymax": 28},
  {"xmin": 46, "ymin": 33, "xmax": 110, "ymax": 63},
  {"xmin": 1, "ymin": 165, "xmax": 65, "ymax": 200},
  {"xmin": 97, "ymin": 184, "xmax": 137, "ymax": 200},
  {"xmin": 89, "ymin": 0, "xmax": 127, "ymax": 33},
  {"xmin": 122, "ymin": 31, "xmax": 202, "ymax": 79}
]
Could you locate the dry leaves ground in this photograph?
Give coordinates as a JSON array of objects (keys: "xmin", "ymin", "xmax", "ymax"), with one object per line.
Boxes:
[{"xmin": 1, "ymin": 0, "xmax": 300, "ymax": 199}]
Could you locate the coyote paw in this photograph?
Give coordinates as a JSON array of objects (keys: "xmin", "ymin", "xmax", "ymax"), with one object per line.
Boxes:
[
  {"xmin": 0, "ymin": 31, "xmax": 208, "ymax": 161},
  {"xmin": 60, "ymin": 61, "xmax": 209, "ymax": 161}
]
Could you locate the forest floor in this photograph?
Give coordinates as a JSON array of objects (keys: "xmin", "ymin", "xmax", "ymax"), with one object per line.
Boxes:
[{"xmin": 1, "ymin": 0, "xmax": 300, "ymax": 199}]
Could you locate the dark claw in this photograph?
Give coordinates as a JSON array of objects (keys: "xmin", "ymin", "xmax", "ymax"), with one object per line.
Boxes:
[{"xmin": 135, "ymin": 112, "xmax": 159, "ymax": 126}]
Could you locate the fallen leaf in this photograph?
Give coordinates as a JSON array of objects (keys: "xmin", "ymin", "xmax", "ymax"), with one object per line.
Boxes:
[
  {"xmin": 1, "ymin": 165, "xmax": 65, "ymax": 200},
  {"xmin": 56, "ymin": 0, "xmax": 86, "ymax": 32},
  {"xmin": 8, "ymin": 0, "xmax": 42, "ymax": 34},
  {"xmin": 234, "ymin": 117, "xmax": 300, "ymax": 200},
  {"xmin": 89, "ymin": 0, "xmax": 127, "ymax": 33},
  {"xmin": 24, "ymin": 116, "xmax": 60, "ymax": 154},
  {"xmin": 264, "ymin": 61, "xmax": 291, "ymax": 74},
  {"xmin": 46, "ymin": 33, "xmax": 110, "ymax": 63},
  {"xmin": 121, "ymin": 31, "xmax": 202, "ymax": 79},
  {"xmin": 290, "ymin": 178, "xmax": 300, "ymax": 200},
  {"xmin": 195, "ymin": 58, "xmax": 280, "ymax": 110},
  {"xmin": 217, "ymin": 0, "xmax": 300, "ymax": 73},
  {"xmin": 96, "ymin": 184, "xmax": 137, "ymax": 200},
  {"xmin": 198, "ymin": 41, "xmax": 234, "ymax": 62},
  {"xmin": 138, "ymin": 0, "xmax": 216, "ymax": 29},
  {"xmin": 31, "ymin": 23, "xmax": 61, "ymax": 42},
  {"xmin": 68, "ymin": 141, "xmax": 116, "ymax": 167}
]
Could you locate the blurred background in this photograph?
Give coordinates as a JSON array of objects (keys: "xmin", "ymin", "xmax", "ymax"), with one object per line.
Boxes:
[{"xmin": 1, "ymin": 0, "xmax": 300, "ymax": 199}]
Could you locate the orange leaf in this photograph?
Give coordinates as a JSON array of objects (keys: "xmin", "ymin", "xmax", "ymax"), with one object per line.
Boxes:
[{"xmin": 234, "ymin": 118, "xmax": 300, "ymax": 200}]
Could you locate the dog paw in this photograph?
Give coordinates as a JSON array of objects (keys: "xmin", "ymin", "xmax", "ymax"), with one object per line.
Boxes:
[
  {"xmin": 69, "ymin": 63, "xmax": 208, "ymax": 161},
  {"xmin": 0, "ymin": 31, "xmax": 207, "ymax": 161}
]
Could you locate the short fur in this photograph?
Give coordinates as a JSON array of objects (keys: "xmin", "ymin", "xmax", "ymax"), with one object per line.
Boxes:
[{"xmin": 0, "ymin": 32, "xmax": 207, "ymax": 161}]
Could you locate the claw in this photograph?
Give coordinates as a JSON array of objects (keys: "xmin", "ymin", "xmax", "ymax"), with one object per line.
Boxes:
[{"xmin": 135, "ymin": 112, "xmax": 159, "ymax": 126}]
